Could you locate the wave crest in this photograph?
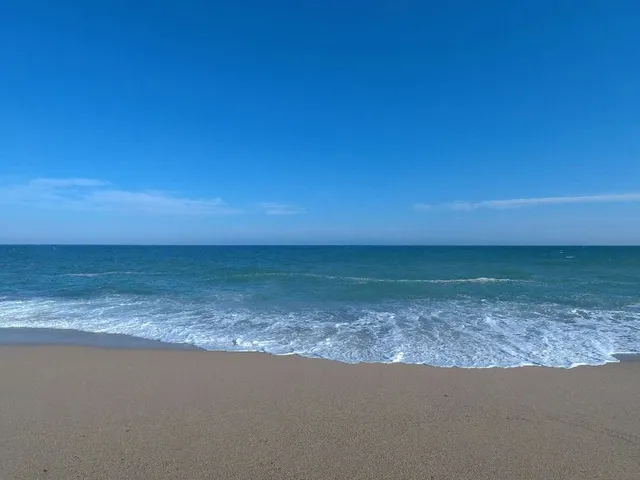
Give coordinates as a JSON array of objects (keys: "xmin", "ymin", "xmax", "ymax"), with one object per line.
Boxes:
[
  {"xmin": 61, "ymin": 272, "xmax": 164, "ymax": 277},
  {"xmin": 233, "ymin": 273, "xmax": 525, "ymax": 284}
]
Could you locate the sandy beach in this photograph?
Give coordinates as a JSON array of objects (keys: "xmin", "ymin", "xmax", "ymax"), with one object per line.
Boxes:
[{"xmin": 1, "ymin": 347, "xmax": 639, "ymax": 479}]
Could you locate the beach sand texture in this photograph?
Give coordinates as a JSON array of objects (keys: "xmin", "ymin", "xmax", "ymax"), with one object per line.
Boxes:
[{"xmin": 1, "ymin": 347, "xmax": 639, "ymax": 479}]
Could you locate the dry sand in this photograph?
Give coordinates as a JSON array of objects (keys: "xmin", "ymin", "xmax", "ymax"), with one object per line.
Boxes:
[{"xmin": 1, "ymin": 347, "xmax": 639, "ymax": 479}]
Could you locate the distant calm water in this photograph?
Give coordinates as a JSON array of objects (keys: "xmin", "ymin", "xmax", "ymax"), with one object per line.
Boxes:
[{"xmin": 1, "ymin": 246, "xmax": 639, "ymax": 367}]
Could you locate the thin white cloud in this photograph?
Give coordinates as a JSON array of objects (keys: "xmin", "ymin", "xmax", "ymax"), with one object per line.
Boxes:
[
  {"xmin": 29, "ymin": 178, "xmax": 110, "ymax": 188},
  {"xmin": 259, "ymin": 202, "xmax": 305, "ymax": 216},
  {"xmin": 2, "ymin": 177, "xmax": 110, "ymax": 203},
  {"xmin": 415, "ymin": 193, "xmax": 640, "ymax": 212},
  {"xmin": 413, "ymin": 203, "xmax": 432, "ymax": 212},
  {"xmin": 0, "ymin": 177, "xmax": 241, "ymax": 216},
  {"xmin": 86, "ymin": 189, "xmax": 240, "ymax": 215}
]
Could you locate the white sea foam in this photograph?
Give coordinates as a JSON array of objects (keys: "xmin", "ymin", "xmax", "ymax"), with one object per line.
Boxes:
[
  {"xmin": 1, "ymin": 294, "xmax": 638, "ymax": 368},
  {"xmin": 233, "ymin": 273, "xmax": 525, "ymax": 284},
  {"xmin": 62, "ymin": 272, "xmax": 164, "ymax": 277}
]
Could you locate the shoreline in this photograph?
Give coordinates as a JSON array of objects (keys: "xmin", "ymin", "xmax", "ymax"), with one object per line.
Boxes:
[
  {"xmin": 1, "ymin": 326, "xmax": 638, "ymax": 367},
  {"xmin": 2, "ymin": 346, "xmax": 640, "ymax": 479},
  {"xmin": 0, "ymin": 327, "xmax": 203, "ymax": 350}
]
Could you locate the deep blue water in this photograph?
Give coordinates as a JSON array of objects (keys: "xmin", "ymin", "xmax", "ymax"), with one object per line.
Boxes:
[{"xmin": 1, "ymin": 245, "xmax": 639, "ymax": 367}]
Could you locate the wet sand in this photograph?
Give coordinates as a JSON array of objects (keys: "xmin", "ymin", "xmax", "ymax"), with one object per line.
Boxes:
[{"xmin": 1, "ymin": 347, "xmax": 639, "ymax": 479}]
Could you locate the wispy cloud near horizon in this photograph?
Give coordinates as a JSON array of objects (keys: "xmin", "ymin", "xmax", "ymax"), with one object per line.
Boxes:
[
  {"xmin": 28, "ymin": 178, "xmax": 110, "ymax": 188},
  {"xmin": 414, "ymin": 193, "xmax": 640, "ymax": 212},
  {"xmin": 0, "ymin": 177, "xmax": 241, "ymax": 216},
  {"xmin": 259, "ymin": 202, "xmax": 306, "ymax": 215},
  {"xmin": 86, "ymin": 189, "xmax": 241, "ymax": 215}
]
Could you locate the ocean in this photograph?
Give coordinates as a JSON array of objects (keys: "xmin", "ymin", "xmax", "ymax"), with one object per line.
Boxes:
[{"xmin": 1, "ymin": 245, "xmax": 639, "ymax": 367}]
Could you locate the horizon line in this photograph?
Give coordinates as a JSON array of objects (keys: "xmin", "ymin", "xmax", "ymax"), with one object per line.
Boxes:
[{"xmin": 2, "ymin": 243, "xmax": 639, "ymax": 247}]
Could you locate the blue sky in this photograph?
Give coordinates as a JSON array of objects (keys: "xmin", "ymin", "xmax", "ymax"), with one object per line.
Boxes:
[{"xmin": 1, "ymin": 1, "xmax": 639, "ymax": 244}]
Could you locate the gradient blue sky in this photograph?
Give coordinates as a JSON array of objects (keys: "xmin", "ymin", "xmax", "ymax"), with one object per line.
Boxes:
[{"xmin": 1, "ymin": 1, "xmax": 639, "ymax": 244}]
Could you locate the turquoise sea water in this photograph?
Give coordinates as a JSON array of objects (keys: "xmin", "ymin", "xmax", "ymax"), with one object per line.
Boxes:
[{"xmin": 1, "ymin": 246, "xmax": 639, "ymax": 367}]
